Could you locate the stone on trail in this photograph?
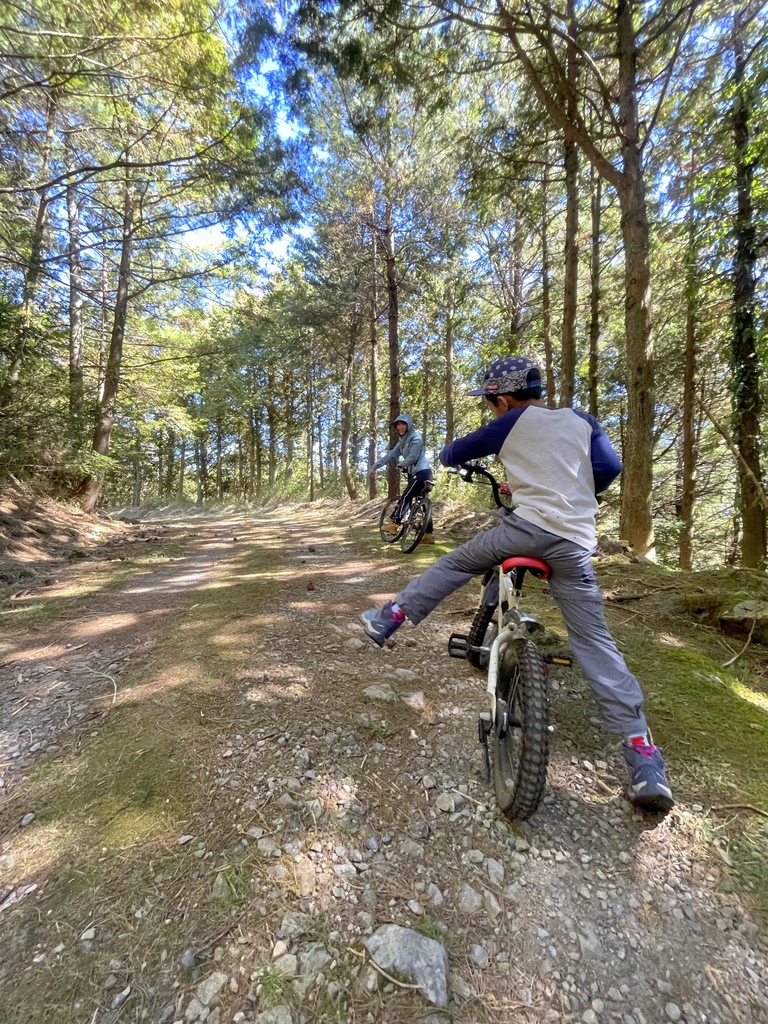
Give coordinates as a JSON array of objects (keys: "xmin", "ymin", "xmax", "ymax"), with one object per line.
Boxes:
[
  {"xmin": 277, "ymin": 911, "xmax": 314, "ymax": 941},
  {"xmin": 196, "ymin": 970, "xmax": 228, "ymax": 1006},
  {"xmin": 211, "ymin": 872, "xmax": 230, "ymax": 899},
  {"xmin": 364, "ymin": 924, "xmax": 449, "ymax": 1007},
  {"xmin": 362, "ymin": 683, "xmax": 398, "ymax": 703},
  {"xmin": 400, "ymin": 690, "xmax": 425, "ymax": 710},
  {"xmin": 255, "ymin": 1007, "xmax": 294, "ymax": 1024},
  {"xmin": 457, "ymin": 884, "xmax": 483, "ymax": 914}
]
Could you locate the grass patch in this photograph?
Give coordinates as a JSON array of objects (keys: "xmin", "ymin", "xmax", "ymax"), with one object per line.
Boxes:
[{"xmin": 254, "ymin": 966, "xmax": 292, "ymax": 1006}]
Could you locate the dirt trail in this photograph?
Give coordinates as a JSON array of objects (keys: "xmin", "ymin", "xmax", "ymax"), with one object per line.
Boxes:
[{"xmin": 0, "ymin": 507, "xmax": 766, "ymax": 1024}]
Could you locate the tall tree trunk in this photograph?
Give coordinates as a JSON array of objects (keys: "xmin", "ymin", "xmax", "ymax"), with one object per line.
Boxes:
[
  {"xmin": 616, "ymin": 0, "xmax": 655, "ymax": 556},
  {"xmin": 541, "ymin": 169, "xmax": 555, "ymax": 407},
  {"xmin": 285, "ymin": 389, "xmax": 295, "ymax": 482},
  {"xmin": 508, "ymin": 219, "xmax": 525, "ymax": 350},
  {"xmin": 66, "ymin": 159, "xmax": 85, "ymax": 426},
  {"xmin": 731, "ymin": 12, "xmax": 765, "ymax": 567},
  {"xmin": 133, "ymin": 431, "xmax": 142, "ymax": 505},
  {"xmin": 248, "ymin": 409, "xmax": 257, "ymax": 500},
  {"xmin": 384, "ymin": 200, "xmax": 400, "ymax": 499},
  {"xmin": 178, "ymin": 439, "xmax": 186, "ymax": 499},
  {"xmin": 165, "ymin": 429, "xmax": 176, "ymax": 496},
  {"xmin": 2, "ymin": 94, "xmax": 57, "ymax": 402},
  {"xmin": 97, "ymin": 252, "xmax": 109, "ymax": 403},
  {"xmin": 678, "ymin": 151, "xmax": 699, "ymax": 570},
  {"xmin": 560, "ymin": 0, "xmax": 579, "ymax": 408},
  {"xmin": 308, "ymin": 375, "xmax": 315, "ymax": 502},
  {"xmin": 500, "ymin": 0, "xmax": 656, "ymax": 555},
  {"xmin": 341, "ymin": 314, "xmax": 359, "ymax": 500},
  {"xmin": 81, "ymin": 179, "xmax": 134, "ymax": 513},
  {"xmin": 267, "ymin": 367, "xmax": 277, "ymax": 486},
  {"xmin": 197, "ymin": 435, "xmax": 208, "ymax": 505},
  {"xmin": 444, "ymin": 286, "xmax": 456, "ymax": 443},
  {"xmin": 368, "ymin": 233, "xmax": 379, "ymax": 499},
  {"xmin": 216, "ymin": 419, "xmax": 223, "ymax": 499},
  {"xmin": 316, "ymin": 414, "xmax": 324, "ymax": 491},
  {"xmin": 588, "ymin": 165, "xmax": 602, "ymax": 418},
  {"xmin": 255, "ymin": 412, "xmax": 263, "ymax": 494}
]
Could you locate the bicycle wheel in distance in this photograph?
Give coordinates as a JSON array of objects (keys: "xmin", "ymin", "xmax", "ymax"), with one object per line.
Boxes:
[
  {"xmin": 492, "ymin": 639, "xmax": 549, "ymax": 821},
  {"xmin": 378, "ymin": 497, "xmax": 404, "ymax": 543},
  {"xmin": 400, "ymin": 496, "xmax": 431, "ymax": 553}
]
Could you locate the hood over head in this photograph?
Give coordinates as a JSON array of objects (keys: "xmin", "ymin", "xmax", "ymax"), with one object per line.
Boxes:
[{"xmin": 393, "ymin": 413, "xmax": 414, "ymax": 431}]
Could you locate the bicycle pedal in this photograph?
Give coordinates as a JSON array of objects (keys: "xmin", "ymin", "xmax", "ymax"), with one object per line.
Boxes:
[
  {"xmin": 447, "ymin": 633, "xmax": 470, "ymax": 659},
  {"xmin": 543, "ymin": 653, "xmax": 572, "ymax": 666}
]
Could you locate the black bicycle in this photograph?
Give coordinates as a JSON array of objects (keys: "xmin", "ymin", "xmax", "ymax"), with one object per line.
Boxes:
[
  {"xmin": 378, "ymin": 468, "xmax": 434, "ymax": 553},
  {"xmin": 446, "ymin": 463, "xmax": 571, "ymax": 820}
]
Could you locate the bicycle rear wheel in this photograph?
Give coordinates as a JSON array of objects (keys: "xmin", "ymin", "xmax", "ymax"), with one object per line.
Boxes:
[
  {"xmin": 492, "ymin": 639, "xmax": 549, "ymax": 820},
  {"xmin": 400, "ymin": 496, "xmax": 431, "ymax": 553},
  {"xmin": 378, "ymin": 497, "xmax": 404, "ymax": 543}
]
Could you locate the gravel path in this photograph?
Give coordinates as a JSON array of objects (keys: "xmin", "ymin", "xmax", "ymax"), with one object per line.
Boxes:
[{"xmin": 0, "ymin": 507, "xmax": 766, "ymax": 1024}]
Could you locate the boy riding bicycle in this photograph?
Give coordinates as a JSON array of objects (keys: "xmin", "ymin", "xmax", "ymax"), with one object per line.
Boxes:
[
  {"xmin": 370, "ymin": 413, "xmax": 435, "ymax": 543},
  {"xmin": 361, "ymin": 356, "xmax": 673, "ymax": 813}
]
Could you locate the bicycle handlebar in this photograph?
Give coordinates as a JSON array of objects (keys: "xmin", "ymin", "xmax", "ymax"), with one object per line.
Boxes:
[{"xmin": 449, "ymin": 462, "xmax": 510, "ymax": 509}]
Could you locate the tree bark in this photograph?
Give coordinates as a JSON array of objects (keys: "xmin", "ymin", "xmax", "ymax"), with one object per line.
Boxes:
[
  {"xmin": 616, "ymin": 0, "xmax": 655, "ymax": 557},
  {"xmin": 66, "ymin": 158, "xmax": 85, "ymax": 425},
  {"xmin": 2, "ymin": 93, "xmax": 57, "ymax": 402},
  {"xmin": 215, "ymin": 419, "xmax": 223, "ymax": 499},
  {"xmin": 341, "ymin": 312, "xmax": 359, "ymax": 500},
  {"xmin": 678, "ymin": 151, "xmax": 698, "ymax": 570},
  {"xmin": 383, "ymin": 199, "xmax": 401, "ymax": 499},
  {"xmin": 540, "ymin": 169, "xmax": 555, "ymax": 407},
  {"xmin": 731, "ymin": 12, "xmax": 766, "ymax": 567},
  {"xmin": 445, "ymin": 285, "xmax": 456, "ymax": 443},
  {"xmin": 267, "ymin": 367, "xmax": 277, "ymax": 486},
  {"xmin": 368, "ymin": 231, "xmax": 379, "ymax": 499},
  {"xmin": 560, "ymin": 0, "xmax": 579, "ymax": 408},
  {"xmin": 588, "ymin": 166, "xmax": 602, "ymax": 419},
  {"xmin": 81, "ymin": 179, "xmax": 134, "ymax": 513}
]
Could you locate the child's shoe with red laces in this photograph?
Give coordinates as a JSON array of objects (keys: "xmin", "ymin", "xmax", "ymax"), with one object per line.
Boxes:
[
  {"xmin": 360, "ymin": 601, "xmax": 405, "ymax": 647},
  {"xmin": 623, "ymin": 737, "xmax": 674, "ymax": 813}
]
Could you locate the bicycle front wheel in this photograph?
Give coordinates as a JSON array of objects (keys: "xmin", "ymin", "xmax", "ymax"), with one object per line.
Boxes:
[
  {"xmin": 492, "ymin": 639, "xmax": 549, "ymax": 821},
  {"xmin": 400, "ymin": 496, "xmax": 431, "ymax": 553},
  {"xmin": 378, "ymin": 497, "xmax": 404, "ymax": 543}
]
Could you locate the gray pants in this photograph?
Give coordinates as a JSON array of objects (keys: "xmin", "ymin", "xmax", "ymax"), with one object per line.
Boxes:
[{"xmin": 395, "ymin": 513, "xmax": 647, "ymax": 736}]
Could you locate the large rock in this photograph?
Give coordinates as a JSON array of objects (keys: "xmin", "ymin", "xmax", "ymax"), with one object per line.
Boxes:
[
  {"xmin": 362, "ymin": 683, "xmax": 399, "ymax": 702},
  {"xmin": 720, "ymin": 600, "xmax": 768, "ymax": 646},
  {"xmin": 364, "ymin": 924, "xmax": 449, "ymax": 1007}
]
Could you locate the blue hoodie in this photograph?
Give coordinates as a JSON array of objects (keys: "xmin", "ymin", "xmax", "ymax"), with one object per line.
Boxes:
[{"xmin": 373, "ymin": 414, "xmax": 431, "ymax": 474}]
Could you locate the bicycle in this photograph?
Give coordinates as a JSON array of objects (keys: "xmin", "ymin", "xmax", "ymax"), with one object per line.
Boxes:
[
  {"xmin": 445, "ymin": 462, "xmax": 571, "ymax": 821},
  {"xmin": 377, "ymin": 467, "xmax": 434, "ymax": 554}
]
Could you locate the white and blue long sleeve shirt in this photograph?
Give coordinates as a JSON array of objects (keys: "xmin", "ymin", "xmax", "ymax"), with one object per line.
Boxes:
[{"xmin": 440, "ymin": 406, "xmax": 622, "ymax": 550}]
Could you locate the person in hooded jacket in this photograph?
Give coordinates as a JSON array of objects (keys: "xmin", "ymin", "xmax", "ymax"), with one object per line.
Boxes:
[{"xmin": 370, "ymin": 413, "xmax": 435, "ymax": 543}]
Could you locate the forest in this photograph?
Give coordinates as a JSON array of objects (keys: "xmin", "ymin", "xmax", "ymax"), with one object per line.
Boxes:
[{"xmin": 0, "ymin": 0, "xmax": 766, "ymax": 569}]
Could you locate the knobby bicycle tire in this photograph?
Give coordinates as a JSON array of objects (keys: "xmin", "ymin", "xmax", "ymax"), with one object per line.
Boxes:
[
  {"xmin": 378, "ymin": 497, "xmax": 404, "ymax": 543},
  {"xmin": 492, "ymin": 639, "xmax": 550, "ymax": 821},
  {"xmin": 467, "ymin": 602, "xmax": 497, "ymax": 669},
  {"xmin": 400, "ymin": 496, "xmax": 432, "ymax": 553}
]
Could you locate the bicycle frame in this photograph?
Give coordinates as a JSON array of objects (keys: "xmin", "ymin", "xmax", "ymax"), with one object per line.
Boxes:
[{"xmin": 484, "ymin": 568, "xmax": 529, "ymax": 725}]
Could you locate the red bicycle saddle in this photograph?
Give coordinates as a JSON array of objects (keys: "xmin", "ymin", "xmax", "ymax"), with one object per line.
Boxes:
[{"xmin": 500, "ymin": 556, "xmax": 551, "ymax": 580}]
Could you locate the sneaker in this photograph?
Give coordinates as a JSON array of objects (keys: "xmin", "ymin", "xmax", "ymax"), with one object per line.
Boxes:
[
  {"xmin": 383, "ymin": 521, "xmax": 400, "ymax": 535},
  {"xmin": 623, "ymin": 740, "xmax": 674, "ymax": 813},
  {"xmin": 419, "ymin": 533, "xmax": 435, "ymax": 544},
  {"xmin": 360, "ymin": 601, "xmax": 405, "ymax": 647}
]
